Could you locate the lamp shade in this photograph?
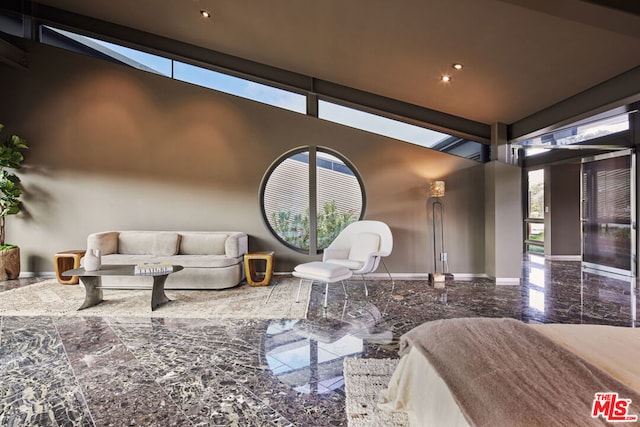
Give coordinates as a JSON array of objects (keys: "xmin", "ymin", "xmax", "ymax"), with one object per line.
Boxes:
[{"xmin": 430, "ymin": 181, "xmax": 445, "ymax": 198}]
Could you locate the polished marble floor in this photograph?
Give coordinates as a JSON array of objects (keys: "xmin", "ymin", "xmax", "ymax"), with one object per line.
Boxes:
[{"xmin": 0, "ymin": 255, "xmax": 637, "ymax": 426}]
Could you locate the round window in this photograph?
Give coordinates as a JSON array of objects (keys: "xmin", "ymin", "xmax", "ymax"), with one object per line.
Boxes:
[{"xmin": 260, "ymin": 147, "xmax": 365, "ymax": 253}]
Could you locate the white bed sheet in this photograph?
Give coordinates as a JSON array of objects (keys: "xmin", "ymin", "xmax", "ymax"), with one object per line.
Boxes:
[
  {"xmin": 379, "ymin": 345, "xmax": 471, "ymax": 427},
  {"xmin": 378, "ymin": 323, "xmax": 640, "ymax": 426}
]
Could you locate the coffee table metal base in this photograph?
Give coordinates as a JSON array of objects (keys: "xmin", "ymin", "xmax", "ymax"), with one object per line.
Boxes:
[
  {"xmin": 78, "ymin": 275, "xmax": 172, "ymax": 311},
  {"xmin": 78, "ymin": 276, "xmax": 103, "ymax": 310},
  {"xmin": 64, "ymin": 265, "xmax": 183, "ymax": 312}
]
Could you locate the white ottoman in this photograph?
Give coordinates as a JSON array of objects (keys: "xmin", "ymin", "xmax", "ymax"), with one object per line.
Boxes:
[{"xmin": 293, "ymin": 261, "xmax": 353, "ymax": 308}]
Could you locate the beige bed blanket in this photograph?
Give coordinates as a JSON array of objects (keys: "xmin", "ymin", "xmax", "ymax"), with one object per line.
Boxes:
[
  {"xmin": 394, "ymin": 318, "xmax": 640, "ymax": 426},
  {"xmin": 531, "ymin": 323, "xmax": 640, "ymax": 393}
]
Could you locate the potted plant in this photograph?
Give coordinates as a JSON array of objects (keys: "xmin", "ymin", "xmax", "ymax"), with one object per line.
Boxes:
[{"xmin": 0, "ymin": 124, "xmax": 28, "ymax": 280}]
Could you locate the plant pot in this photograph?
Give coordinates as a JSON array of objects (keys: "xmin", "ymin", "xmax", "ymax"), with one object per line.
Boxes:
[{"xmin": 0, "ymin": 246, "xmax": 20, "ymax": 280}]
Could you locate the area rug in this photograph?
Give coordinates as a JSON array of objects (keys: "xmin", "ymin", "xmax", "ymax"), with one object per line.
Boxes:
[
  {"xmin": 0, "ymin": 277, "xmax": 311, "ymax": 319},
  {"xmin": 343, "ymin": 357, "xmax": 408, "ymax": 426}
]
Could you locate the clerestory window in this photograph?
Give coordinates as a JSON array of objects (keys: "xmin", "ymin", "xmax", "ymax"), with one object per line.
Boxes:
[{"xmin": 6, "ymin": 21, "xmax": 489, "ymax": 161}]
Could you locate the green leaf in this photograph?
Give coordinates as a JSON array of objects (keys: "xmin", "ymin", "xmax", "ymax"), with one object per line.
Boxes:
[
  {"xmin": 0, "ymin": 124, "xmax": 27, "ymax": 231},
  {"xmin": 10, "ymin": 135, "xmax": 28, "ymax": 150},
  {"xmin": 5, "ymin": 206, "xmax": 19, "ymax": 215}
]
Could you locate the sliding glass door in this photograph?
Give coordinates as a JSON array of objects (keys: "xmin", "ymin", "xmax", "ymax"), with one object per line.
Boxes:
[{"xmin": 581, "ymin": 151, "xmax": 634, "ymax": 276}]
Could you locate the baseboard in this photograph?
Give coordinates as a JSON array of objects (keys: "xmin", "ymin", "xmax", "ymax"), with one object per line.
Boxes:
[
  {"xmin": 279, "ymin": 272, "xmax": 488, "ymax": 281},
  {"xmin": 23, "ymin": 270, "xmax": 498, "ymax": 282},
  {"xmin": 492, "ymin": 277, "xmax": 521, "ymax": 285},
  {"xmin": 454, "ymin": 273, "xmax": 489, "ymax": 280},
  {"xmin": 582, "ymin": 266, "xmax": 633, "ymax": 280},
  {"xmin": 366, "ymin": 272, "xmax": 426, "ymax": 280},
  {"xmin": 545, "ymin": 255, "xmax": 581, "ymax": 261},
  {"xmin": 19, "ymin": 271, "xmax": 56, "ymax": 278}
]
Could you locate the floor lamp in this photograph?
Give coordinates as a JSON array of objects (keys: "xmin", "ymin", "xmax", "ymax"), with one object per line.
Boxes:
[{"xmin": 429, "ymin": 180, "xmax": 453, "ymax": 286}]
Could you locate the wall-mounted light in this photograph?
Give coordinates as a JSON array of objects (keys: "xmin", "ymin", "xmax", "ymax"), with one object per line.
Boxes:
[
  {"xmin": 452, "ymin": 63, "xmax": 464, "ymax": 70},
  {"xmin": 441, "ymin": 75, "xmax": 451, "ymax": 83},
  {"xmin": 200, "ymin": 10, "xmax": 211, "ymax": 18},
  {"xmin": 430, "ymin": 180, "xmax": 445, "ymax": 198}
]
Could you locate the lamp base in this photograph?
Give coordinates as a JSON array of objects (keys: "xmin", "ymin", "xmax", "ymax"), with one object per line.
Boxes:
[{"xmin": 429, "ymin": 272, "xmax": 454, "ymax": 288}]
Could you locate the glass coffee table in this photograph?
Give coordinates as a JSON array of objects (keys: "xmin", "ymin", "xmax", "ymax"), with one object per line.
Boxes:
[{"xmin": 63, "ymin": 264, "xmax": 184, "ymax": 311}]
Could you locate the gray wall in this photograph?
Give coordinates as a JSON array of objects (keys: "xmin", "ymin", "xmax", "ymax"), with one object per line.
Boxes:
[
  {"xmin": 484, "ymin": 161, "xmax": 523, "ymax": 281},
  {"xmin": 546, "ymin": 163, "xmax": 581, "ymax": 257},
  {"xmin": 0, "ymin": 41, "xmax": 486, "ymax": 275}
]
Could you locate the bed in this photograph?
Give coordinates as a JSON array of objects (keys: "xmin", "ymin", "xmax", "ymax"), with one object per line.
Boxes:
[{"xmin": 378, "ymin": 318, "xmax": 640, "ymax": 426}]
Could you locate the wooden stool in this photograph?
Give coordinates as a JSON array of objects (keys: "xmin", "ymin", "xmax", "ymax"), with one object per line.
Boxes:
[
  {"xmin": 244, "ymin": 251, "xmax": 275, "ymax": 286},
  {"xmin": 54, "ymin": 250, "xmax": 86, "ymax": 285}
]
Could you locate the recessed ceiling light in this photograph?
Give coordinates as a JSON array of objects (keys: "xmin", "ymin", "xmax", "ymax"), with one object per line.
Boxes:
[
  {"xmin": 452, "ymin": 63, "xmax": 464, "ymax": 70},
  {"xmin": 200, "ymin": 10, "xmax": 211, "ymax": 18},
  {"xmin": 441, "ymin": 75, "xmax": 451, "ymax": 83}
]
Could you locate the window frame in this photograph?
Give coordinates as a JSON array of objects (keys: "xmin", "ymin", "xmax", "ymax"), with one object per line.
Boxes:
[
  {"xmin": 259, "ymin": 146, "xmax": 366, "ymax": 254},
  {"xmin": 524, "ymin": 168, "xmax": 545, "ymax": 253}
]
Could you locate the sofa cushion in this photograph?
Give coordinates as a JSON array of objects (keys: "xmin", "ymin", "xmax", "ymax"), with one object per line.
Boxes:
[
  {"xmin": 118, "ymin": 232, "xmax": 155, "ymax": 255},
  {"xmin": 101, "ymin": 254, "xmax": 240, "ymax": 269},
  {"xmin": 87, "ymin": 231, "xmax": 119, "ymax": 255},
  {"xmin": 154, "ymin": 255, "xmax": 241, "ymax": 268},
  {"xmin": 179, "ymin": 233, "xmax": 228, "ymax": 255},
  {"xmin": 152, "ymin": 232, "xmax": 181, "ymax": 256},
  {"xmin": 101, "ymin": 254, "xmax": 155, "ymax": 265}
]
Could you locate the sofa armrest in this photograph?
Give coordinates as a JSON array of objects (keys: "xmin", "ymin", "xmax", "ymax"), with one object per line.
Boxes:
[
  {"xmin": 225, "ymin": 232, "xmax": 248, "ymax": 258},
  {"xmin": 87, "ymin": 231, "xmax": 119, "ymax": 255}
]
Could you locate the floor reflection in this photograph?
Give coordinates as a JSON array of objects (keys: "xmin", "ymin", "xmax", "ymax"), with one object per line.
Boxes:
[
  {"xmin": 520, "ymin": 255, "xmax": 637, "ymax": 327},
  {"xmin": 265, "ymin": 319, "xmax": 359, "ymax": 394},
  {"xmin": 265, "ymin": 303, "xmax": 393, "ymax": 394}
]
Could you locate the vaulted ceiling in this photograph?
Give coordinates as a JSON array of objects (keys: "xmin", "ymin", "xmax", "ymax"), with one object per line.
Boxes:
[{"xmin": 4, "ymin": 0, "xmax": 640, "ymax": 139}]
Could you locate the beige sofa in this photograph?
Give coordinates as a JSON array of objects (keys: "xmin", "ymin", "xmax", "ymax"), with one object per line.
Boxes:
[{"xmin": 86, "ymin": 230, "xmax": 248, "ymax": 289}]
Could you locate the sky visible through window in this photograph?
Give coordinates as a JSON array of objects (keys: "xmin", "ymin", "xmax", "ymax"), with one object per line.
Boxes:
[
  {"xmin": 92, "ymin": 37, "xmax": 172, "ymax": 76},
  {"xmin": 319, "ymin": 100, "xmax": 450, "ymax": 148},
  {"xmin": 172, "ymin": 62, "xmax": 306, "ymax": 113}
]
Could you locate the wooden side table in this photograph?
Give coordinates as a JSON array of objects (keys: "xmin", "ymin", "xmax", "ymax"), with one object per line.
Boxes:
[
  {"xmin": 54, "ymin": 250, "xmax": 86, "ymax": 285},
  {"xmin": 244, "ymin": 251, "xmax": 275, "ymax": 286}
]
